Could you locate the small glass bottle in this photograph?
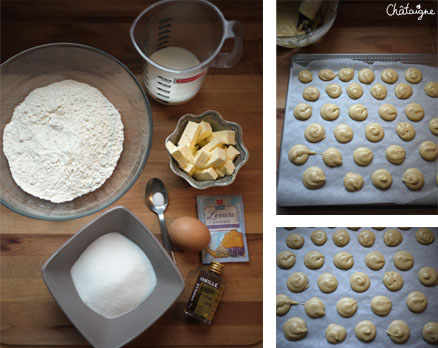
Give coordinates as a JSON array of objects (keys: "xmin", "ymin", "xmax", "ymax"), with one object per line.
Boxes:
[{"xmin": 184, "ymin": 261, "xmax": 225, "ymax": 325}]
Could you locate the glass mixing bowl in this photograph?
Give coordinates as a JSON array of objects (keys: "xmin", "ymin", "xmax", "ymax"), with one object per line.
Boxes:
[{"xmin": 0, "ymin": 43, "xmax": 153, "ymax": 220}]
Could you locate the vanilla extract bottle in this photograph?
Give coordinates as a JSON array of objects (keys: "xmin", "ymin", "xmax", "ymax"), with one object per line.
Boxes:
[{"xmin": 184, "ymin": 261, "xmax": 225, "ymax": 325}]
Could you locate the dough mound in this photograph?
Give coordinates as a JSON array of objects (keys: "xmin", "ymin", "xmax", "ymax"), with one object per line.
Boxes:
[
  {"xmin": 304, "ymin": 123, "xmax": 326, "ymax": 143},
  {"xmin": 338, "ymin": 68, "xmax": 354, "ymax": 82},
  {"xmin": 393, "ymin": 250, "xmax": 414, "ymax": 271},
  {"xmin": 365, "ymin": 251, "xmax": 385, "ymax": 270},
  {"xmin": 287, "ymin": 272, "xmax": 309, "ymax": 292},
  {"xmin": 336, "ymin": 297, "xmax": 358, "ymax": 317},
  {"xmin": 293, "ymin": 103, "xmax": 312, "ymax": 120},
  {"xmin": 424, "ymin": 81, "xmax": 438, "ymax": 97},
  {"xmin": 358, "ymin": 68, "xmax": 375, "ymax": 84},
  {"xmin": 402, "ymin": 168, "xmax": 424, "ymax": 191},
  {"xmin": 365, "ymin": 123, "xmax": 384, "ymax": 142},
  {"xmin": 370, "ymin": 83, "xmax": 387, "ymax": 100},
  {"xmin": 326, "ymin": 83, "xmax": 342, "ymax": 98},
  {"xmin": 334, "ymin": 251, "xmax": 354, "ymax": 270},
  {"xmin": 378, "ymin": 104, "xmax": 397, "ymax": 121},
  {"xmin": 423, "ymin": 322, "xmax": 438, "ymax": 344},
  {"xmin": 283, "ymin": 317, "xmax": 307, "ymax": 341},
  {"xmin": 304, "ymin": 251, "xmax": 325, "ymax": 269},
  {"xmin": 387, "ymin": 320, "xmax": 410, "ymax": 344},
  {"xmin": 416, "ymin": 227, "xmax": 435, "ymax": 245},
  {"xmin": 288, "ymin": 144, "xmax": 316, "ymax": 165},
  {"xmin": 396, "ymin": 122, "xmax": 416, "ymax": 141},
  {"xmin": 303, "ymin": 86, "xmax": 320, "ymax": 101},
  {"xmin": 304, "ymin": 297, "xmax": 325, "ymax": 318},
  {"xmin": 332, "ymin": 229, "xmax": 350, "ymax": 247},
  {"xmin": 318, "ymin": 69, "xmax": 336, "ymax": 81},
  {"xmin": 419, "ymin": 140, "xmax": 437, "ymax": 161},
  {"xmin": 326, "ymin": 324, "xmax": 347, "ymax": 344},
  {"xmin": 381, "ymin": 68, "xmax": 399, "ymax": 84},
  {"xmin": 320, "ymin": 103, "xmax": 340, "ymax": 121},
  {"xmin": 405, "ymin": 102, "xmax": 424, "ymax": 121},
  {"xmin": 334, "ymin": 124, "xmax": 354, "ymax": 143},
  {"xmin": 348, "ymin": 104, "xmax": 368, "ymax": 121},
  {"xmin": 276, "ymin": 251, "xmax": 296, "ymax": 269},
  {"xmin": 311, "ymin": 230, "xmax": 327, "ymax": 246},
  {"xmin": 323, "ymin": 147, "xmax": 342, "ymax": 167},
  {"xmin": 395, "ymin": 83, "xmax": 413, "ymax": 99},
  {"xmin": 383, "ymin": 271, "xmax": 404, "ymax": 291},
  {"xmin": 286, "ymin": 233, "xmax": 304, "ymax": 249},
  {"xmin": 350, "ymin": 272, "xmax": 370, "ymax": 292},
  {"xmin": 302, "ymin": 166, "xmax": 326, "ymax": 189},
  {"xmin": 276, "ymin": 294, "xmax": 298, "ymax": 316},
  {"xmin": 344, "ymin": 172, "xmax": 364, "ymax": 192},
  {"xmin": 418, "ymin": 267, "xmax": 438, "ymax": 286},
  {"xmin": 353, "ymin": 147, "xmax": 373, "ymax": 166},
  {"xmin": 406, "ymin": 291, "xmax": 427, "ymax": 313},
  {"xmin": 355, "ymin": 320, "xmax": 376, "ymax": 342},
  {"xmin": 298, "ymin": 70, "xmax": 312, "ymax": 83},
  {"xmin": 405, "ymin": 67, "xmax": 422, "ymax": 84},
  {"xmin": 372, "ymin": 169, "xmax": 392, "ymax": 190},
  {"xmin": 429, "ymin": 118, "xmax": 438, "ymax": 135},
  {"xmin": 384, "ymin": 229, "xmax": 403, "ymax": 246},
  {"xmin": 346, "ymin": 82, "xmax": 363, "ymax": 99},
  {"xmin": 358, "ymin": 230, "xmax": 375, "ymax": 247},
  {"xmin": 371, "ymin": 295, "xmax": 392, "ymax": 316},
  {"xmin": 386, "ymin": 145, "xmax": 405, "ymax": 165},
  {"xmin": 318, "ymin": 273, "xmax": 338, "ymax": 293}
]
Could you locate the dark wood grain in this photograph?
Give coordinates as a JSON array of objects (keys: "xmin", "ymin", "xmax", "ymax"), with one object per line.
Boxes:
[
  {"xmin": 0, "ymin": 1, "xmax": 263, "ymax": 347},
  {"xmin": 277, "ymin": 0, "xmax": 438, "ymax": 215}
]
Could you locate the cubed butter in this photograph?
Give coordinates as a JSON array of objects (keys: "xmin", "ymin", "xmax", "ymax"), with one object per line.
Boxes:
[
  {"xmin": 166, "ymin": 141, "xmax": 188, "ymax": 167},
  {"xmin": 215, "ymin": 166, "xmax": 227, "ymax": 178},
  {"xmin": 205, "ymin": 147, "xmax": 226, "ymax": 168},
  {"xmin": 194, "ymin": 149, "xmax": 211, "ymax": 168},
  {"xmin": 193, "ymin": 167, "xmax": 218, "ymax": 181},
  {"xmin": 223, "ymin": 159, "xmax": 235, "ymax": 175},
  {"xmin": 208, "ymin": 130, "xmax": 236, "ymax": 145},
  {"xmin": 178, "ymin": 121, "xmax": 201, "ymax": 149},
  {"xmin": 197, "ymin": 121, "xmax": 213, "ymax": 142},
  {"xmin": 199, "ymin": 137, "xmax": 224, "ymax": 153},
  {"xmin": 226, "ymin": 145, "xmax": 240, "ymax": 161},
  {"xmin": 181, "ymin": 163, "xmax": 196, "ymax": 176}
]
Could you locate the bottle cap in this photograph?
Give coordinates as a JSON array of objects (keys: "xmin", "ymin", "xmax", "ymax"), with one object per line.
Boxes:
[{"xmin": 209, "ymin": 261, "xmax": 224, "ymax": 274}]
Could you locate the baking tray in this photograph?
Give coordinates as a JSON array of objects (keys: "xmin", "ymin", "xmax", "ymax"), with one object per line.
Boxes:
[
  {"xmin": 276, "ymin": 227, "xmax": 438, "ymax": 348},
  {"xmin": 277, "ymin": 54, "xmax": 438, "ymax": 207}
]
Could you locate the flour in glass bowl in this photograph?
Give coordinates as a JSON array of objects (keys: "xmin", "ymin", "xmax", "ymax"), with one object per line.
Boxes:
[{"xmin": 2, "ymin": 80, "xmax": 124, "ymax": 203}]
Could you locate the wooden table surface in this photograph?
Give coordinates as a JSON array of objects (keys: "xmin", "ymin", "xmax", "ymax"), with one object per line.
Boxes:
[
  {"xmin": 277, "ymin": 0, "xmax": 438, "ymax": 215},
  {"xmin": 0, "ymin": 1, "xmax": 263, "ymax": 347}
]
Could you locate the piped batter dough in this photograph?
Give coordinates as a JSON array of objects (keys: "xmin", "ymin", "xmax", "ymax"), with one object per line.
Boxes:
[
  {"xmin": 311, "ymin": 230, "xmax": 327, "ymax": 246},
  {"xmin": 350, "ymin": 272, "xmax": 370, "ymax": 292},
  {"xmin": 423, "ymin": 322, "xmax": 438, "ymax": 344},
  {"xmin": 318, "ymin": 69, "xmax": 336, "ymax": 81},
  {"xmin": 393, "ymin": 250, "xmax": 414, "ymax": 270},
  {"xmin": 318, "ymin": 273, "xmax": 338, "ymax": 293},
  {"xmin": 384, "ymin": 229, "xmax": 403, "ymax": 246},
  {"xmin": 405, "ymin": 102, "xmax": 424, "ymax": 121},
  {"xmin": 276, "ymin": 294, "xmax": 299, "ymax": 316},
  {"xmin": 383, "ymin": 271, "xmax": 403, "ymax": 291},
  {"xmin": 338, "ymin": 68, "xmax": 354, "ymax": 82},
  {"xmin": 334, "ymin": 124, "xmax": 353, "ymax": 143},
  {"xmin": 334, "ymin": 251, "xmax": 354, "ymax": 270},
  {"xmin": 396, "ymin": 122, "xmax": 416, "ymax": 141},
  {"xmin": 365, "ymin": 123, "xmax": 384, "ymax": 142},
  {"xmin": 288, "ymin": 144, "xmax": 316, "ymax": 165},
  {"xmin": 332, "ymin": 229, "xmax": 350, "ymax": 247},
  {"xmin": 424, "ymin": 81, "xmax": 438, "ymax": 97},
  {"xmin": 365, "ymin": 251, "xmax": 385, "ymax": 270},
  {"xmin": 326, "ymin": 324, "xmax": 347, "ymax": 344},
  {"xmin": 381, "ymin": 68, "xmax": 399, "ymax": 84},
  {"xmin": 387, "ymin": 320, "xmax": 410, "ymax": 344},
  {"xmin": 283, "ymin": 317, "xmax": 307, "ymax": 341},
  {"xmin": 418, "ymin": 267, "xmax": 438, "ymax": 286},
  {"xmin": 348, "ymin": 104, "xmax": 368, "ymax": 121},
  {"xmin": 353, "ymin": 147, "xmax": 373, "ymax": 166},
  {"xmin": 355, "ymin": 320, "xmax": 376, "ymax": 342},
  {"xmin": 395, "ymin": 83, "xmax": 413, "ymax": 99},
  {"xmin": 346, "ymin": 82, "xmax": 363, "ymax": 99},
  {"xmin": 320, "ymin": 103, "xmax": 340, "ymax": 121},
  {"xmin": 286, "ymin": 233, "xmax": 304, "ymax": 249},
  {"xmin": 303, "ymin": 86, "xmax": 320, "ymax": 101},
  {"xmin": 293, "ymin": 103, "xmax": 312, "ymax": 120},
  {"xmin": 358, "ymin": 68, "xmax": 375, "ymax": 84},
  {"xmin": 416, "ymin": 227, "xmax": 435, "ymax": 245},
  {"xmin": 287, "ymin": 272, "xmax": 309, "ymax": 292},
  {"xmin": 370, "ymin": 83, "xmax": 387, "ymax": 100},
  {"xmin": 305, "ymin": 123, "xmax": 326, "ymax": 143},
  {"xmin": 337, "ymin": 297, "xmax": 358, "ymax": 317},
  {"xmin": 386, "ymin": 145, "xmax": 405, "ymax": 164},
  {"xmin": 372, "ymin": 169, "xmax": 392, "ymax": 190},
  {"xmin": 358, "ymin": 230, "xmax": 375, "ymax": 247},
  {"xmin": 402, "ymin": 168, "xmax": 424, "ymax": 191},
  {"xmin": 344, "ymin": 172, "xmax": 364, "ymax": 192},
  {"xmin": 326, "ymin": 84, "xmax": 342, "ymax": 98},
  {"xmin": 371, "ymin": 295, "xmax": 392, "ymax": 316},
  {"xmin": 298, "ymin": 70, "xmax": 312, "ymax": 83},
  {"xmin": 322, "ymin": 147, "xmax": 342, "ymax": 167},
  {"xmin": 419, "ymin": 140, "xmax": 437, "ymax": 161},
  {"xmin": 276, "ymin": 251, "xmax": 296, "ymax": 269},
  {"xmin": 406, "ymin": 291, "xmax": 427, "ymax": 313},
  {"xmin": 304, "ymin": 297, "xmax": 325, "ymax": 318},
  {"xmin": 304, "ymin": 251, "xmax": 325, "ymax": 269},
  {"xmin": 405, "ymin": 67, "xmax": 423, "ymax": 84},
  {"xmin": 302, "ymin": 166, "xmax": 326, "ymax": 189},
  {"xmin": 378, "ymin": 104, "xmax": 397, "ymax": 121},
  {"xmin": 429, "ymin": 118, "xmax": 438, "ymax": 135}
]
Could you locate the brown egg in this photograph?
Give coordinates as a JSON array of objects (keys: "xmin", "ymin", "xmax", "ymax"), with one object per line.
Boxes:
[{"xmin": 168, "ymin": 216, "xmax": 210, "ymax": 252}]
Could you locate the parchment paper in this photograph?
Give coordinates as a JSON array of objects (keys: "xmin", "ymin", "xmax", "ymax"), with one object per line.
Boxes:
[
  {"xmin": 276, "ymin": 227, "xmax": 438, "ymax": 348},
  {"xmin": 277, "ymin": 58, "xmax": 438, "ymax": 206}
]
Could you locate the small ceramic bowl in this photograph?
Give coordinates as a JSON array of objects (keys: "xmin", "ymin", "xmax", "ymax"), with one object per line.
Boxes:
[
  {"xmin": 42, "ymin": 206, "xmax": 184, "ymax": 348},
  {"xmin": 165, "ymin": 110, "xmax": 249, "ymax": 189}
]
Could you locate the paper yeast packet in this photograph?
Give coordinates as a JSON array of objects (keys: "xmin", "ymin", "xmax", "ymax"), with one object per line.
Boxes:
[{"xmin": 197, "ymin": 194, "xmax": 249, "ymax": 264}]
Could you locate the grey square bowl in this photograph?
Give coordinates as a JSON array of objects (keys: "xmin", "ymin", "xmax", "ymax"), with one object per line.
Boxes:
[
  {"xmin": 41, "ymin": 206, "xmax": 184, "ymax": 348},
  {"xmin": 165, "ymin": 110, "xmax": 249, "ymax": 189}
]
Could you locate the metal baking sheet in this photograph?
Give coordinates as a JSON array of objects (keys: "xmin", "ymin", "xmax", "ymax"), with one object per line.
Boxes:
[
  {"xmin": 276, "ymin": 227, "xmax": 438, "ymax": 348},
  {"xmin": 277, "ymin": 54, "xmax": 438, "ymax": 207}
]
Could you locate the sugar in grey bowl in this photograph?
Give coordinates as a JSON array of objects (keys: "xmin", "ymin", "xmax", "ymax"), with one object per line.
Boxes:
[
  {"xmin": 165, "ymin": 110, "xmax": 249, "ymax": 189},
  {"xmin": 41, "ymin": 206, "xmax": 184, "ymax": 348}
]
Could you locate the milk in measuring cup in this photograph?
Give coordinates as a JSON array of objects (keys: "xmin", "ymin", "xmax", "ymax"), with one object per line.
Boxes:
[{"xmin": 147, "ymin": 47, "xmax": 206, "ymax": 105}]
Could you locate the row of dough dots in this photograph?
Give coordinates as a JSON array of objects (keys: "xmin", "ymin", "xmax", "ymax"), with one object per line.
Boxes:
[
  {"xmin": 277, "ymin": 228, "xmax": 437, "ymax": 344},
  {"xmin": 297, "ymin": 67, "xmax": 438, "ymax": 99}
]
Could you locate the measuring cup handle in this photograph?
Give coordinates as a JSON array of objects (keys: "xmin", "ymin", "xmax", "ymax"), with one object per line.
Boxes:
[{"xmin": 211, "ymin": 20, "xmax": 244, "ymax": 69}]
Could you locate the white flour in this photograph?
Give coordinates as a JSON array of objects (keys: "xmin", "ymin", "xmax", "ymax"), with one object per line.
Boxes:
[
  {"xmin": 2, "ymin": 80, "xmax": 124, "ymax": 203},
  {"xmin": 70, "ymin": 232, "xmax": 157, "ymax": 319}
]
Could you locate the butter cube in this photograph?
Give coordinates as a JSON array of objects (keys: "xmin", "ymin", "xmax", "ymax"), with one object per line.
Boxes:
[
  {"xmin": 208, "ymin": 130, "xmax": 236, "ymax": 145},
  {"xmin": 226, "ymin": 145, "xmax": 240, "ymax": 161},
  {"xmin": 179, "ymin": 144, "xmax": 194, "ymax": 163},
  {"xmin": 215, "ymin": 166, "xmax": 227, "ymax": 178},
  {"xmin": 194, "ymin": 149, "xmax": 211, "ymax": 168},
  {"xmin": 166, "ymin": 141, "xmax": 188, "ymax": 167},
  {"xmin": 181, "ymin": 163, "xmax": 196, "ymax": 176},
  {"xmin": 199, "ymin": 137, "xmax": 224, "ymax": 153},
  {"xmin": 197, "ymin": 121, "xmax": 213, "ymax": 143},
  {"xmin": 193, "ymin": 167, "xmax": 218, "ymax": 181},
  {"xmin": 178, "ymin": 121, "xmax": 201, "ymax": 149},
  {"xmin": 223, "ymin": 159, "xmax": 235, "ymax": 175},
  {"xmin": 205, "ymin": 147, "xmax": 226, "ymax": 168}
]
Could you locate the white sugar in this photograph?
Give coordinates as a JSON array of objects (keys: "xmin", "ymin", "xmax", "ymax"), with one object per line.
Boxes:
[
  {"xmin": 70, "ymin": 232, "xmax": 157, "ymax": 319},
  {"xmin": 152, "ymin": 192, "xmax": 165, "ymax": 206}
]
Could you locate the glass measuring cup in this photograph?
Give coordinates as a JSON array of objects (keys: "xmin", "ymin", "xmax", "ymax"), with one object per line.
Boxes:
[{"xmin": 130, "ymin": 0, "xmax": 243, "ymax": 105}]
